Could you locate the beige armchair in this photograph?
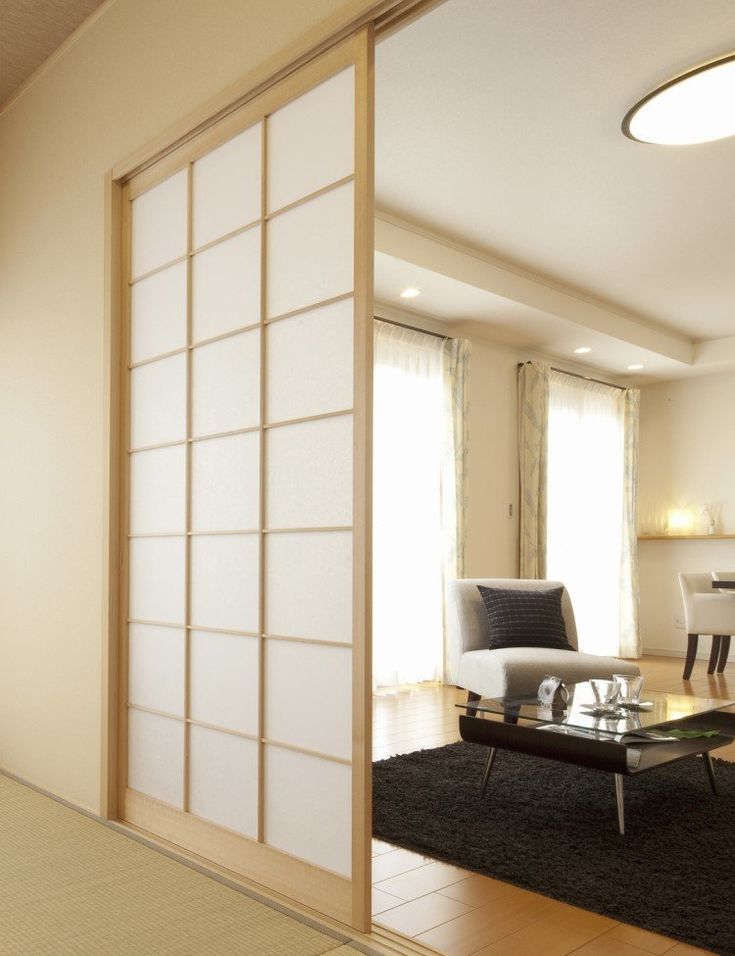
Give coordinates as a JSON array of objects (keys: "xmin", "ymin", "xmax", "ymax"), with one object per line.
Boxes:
[{"xmin": 447, "ymin": 578, "xmax": 640, "ymax": 707}]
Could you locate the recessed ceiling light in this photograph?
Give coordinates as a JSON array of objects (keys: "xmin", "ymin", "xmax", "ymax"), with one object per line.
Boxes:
[
  {"xmin": 400, "ymin": 287, "xmax": 421, "ymax": 299},
  {"xmin": 574, "ymin": 347, "xmax": 592, "ymax": 354},
  {"xmin": 627, "ymin": 364, "xmax": 645, "ymax": 371},
  {"xmin": 623, "ymin": 53, "xmax": 735, "ymax": 145}
]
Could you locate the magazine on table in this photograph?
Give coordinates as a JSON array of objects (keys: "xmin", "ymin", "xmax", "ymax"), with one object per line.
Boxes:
[
  {"xmin": 537, "ymin": 724, "xmax": 680, "ymax": 745},
  {"xmin": 537, "ymin": 724, "xmax": 681, "ymax": 769}
]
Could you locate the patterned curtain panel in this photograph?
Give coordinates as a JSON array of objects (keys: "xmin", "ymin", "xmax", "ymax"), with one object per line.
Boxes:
[
  {"xmin": 442, "ymin": 337, "xmax": 470, "ymax": 682},
  {"xmin": 620, "ymin": 388, "xmax": 641, "ymax": 657},
  {"xmin": 518, "ymin": 361, "xmax": 550, "ymax": 579},
  {"xmin": 442, "ymin": 338, "xmax": 470, "ymax": 577}
]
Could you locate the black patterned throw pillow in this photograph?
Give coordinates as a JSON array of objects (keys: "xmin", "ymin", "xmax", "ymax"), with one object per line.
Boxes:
[{"xmin": 477, "ymin": 585, "xmax": 572, "ymax": 651}]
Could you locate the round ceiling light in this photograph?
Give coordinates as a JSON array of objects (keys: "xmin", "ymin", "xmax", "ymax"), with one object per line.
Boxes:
[
  {"xmin": 400, "ymin": 287, "xmax": 421, "ymax": 299},
  {"xmin": 623, "ymin": 53, "xmax": 735, "ymax": 145},
  {"xmin": 574, "ymin": 346, "xmax": 592, "ymax": 354}
]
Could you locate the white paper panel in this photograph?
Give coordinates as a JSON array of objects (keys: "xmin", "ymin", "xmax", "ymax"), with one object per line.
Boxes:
[
  {"xmin": 129, "ymin": 536, "xmax": 186, "ymax": 624},
  {"xmin": 193, "ymin": 124, "xmax": 262, "ymax": 248},
  {"xmin": 267, "ymin": 68, "xmax": 354, "ymax": 214},
  {"xmin": 128, "ymin": 709, "xmax": 184, "ymax": 808},
  {"xmin": 265, "ymin": 641, "xmax": 351, "ymax": 759},
  {"xmin": 191, "ymin": 432, "xmax": 259, "ymax": 532},
  {"xmin": 266, "ymin": 532, "xmax": 352, "ymax": 643},
  {"xmin": 130, "ymin": 445, "xmax": 186, "ymax": 534},
  {"xmin": 265, "ymin": 746, "xmax": 350, "ymax": 876},
  {"xmin": 131, "ymin": 170, "xmax": 188, "ymax": 280},
  {"xmin": 192, "ymin": 227, "xmax": 261, "ymax": 343},
  {"xmin": 266, "ymin": 298, "xmax": 353, "ymax": 423},
  {"xmin": 128, "ymin": 624, "xmax": 185, "ymax": 716},
  {"xmin": 130, "ymin": 353, "xmax": 186, "ymax": 449},
  {"xmin": 190, "ymin": 534, "xmax": 259, "ymax": 632},
  {"xmin": 130, "ymin": 260, "xmax": 187, "ymax": 364},
  {"xmin": 189, "ymin": 726, "xmax": 258, "ymax": 837},
  {"xmin": 190, "ymin": 631, "xmax": 258, "ymax": 734},
  {"xmin": 191, "ymin": 331, "xmax": 260, "ymax": 438},
  {"xmin": 267, "ymin": 182, "xmax": 354, "ymax": 319},
  {"xmin": 267, "ymin": 415, "xmax": 352, "ymax": 529}
]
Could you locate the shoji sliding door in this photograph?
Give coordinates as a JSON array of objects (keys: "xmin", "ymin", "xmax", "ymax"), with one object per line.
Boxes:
[{"xmin": 118, "ymin": 31, "xmax": 373, "ymax": 928}]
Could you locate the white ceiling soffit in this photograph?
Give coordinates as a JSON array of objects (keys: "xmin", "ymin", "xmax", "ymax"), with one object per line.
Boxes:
[
  {"xmin": 374, "ymin": 251, "xmax": 682, "ymax": 379},
  {"xmin": 375, "ymin": 0, "xmax": 735, "ymax": 345},
  {"xmin": 374, "ymin": 213, "xmax": 735, "ymax": 380}
]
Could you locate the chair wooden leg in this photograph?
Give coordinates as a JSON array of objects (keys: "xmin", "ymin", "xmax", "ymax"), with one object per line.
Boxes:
[
  {"xmin": 717, "ymin": 635, "xmax": 731, "ymax": 673},
  {"xmin": 683, "ymin": 634, "xmax": 699, "ymax": 680},
  {"xmin": 708, "ymin": 635, "xmax": 723, "ymax": 674},
  {"xmin": 466, "ymin": 691, "xmax": 480, "ymax": 717}
]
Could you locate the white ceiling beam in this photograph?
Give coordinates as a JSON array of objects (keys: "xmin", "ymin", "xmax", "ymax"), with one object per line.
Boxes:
[
  {"xmin": 375, "ymin": 211, "xmax": 694, "ymax": 366},
  {"xmin": 694, "ymin": 336, "xmax": 735, "ymax": 368}
]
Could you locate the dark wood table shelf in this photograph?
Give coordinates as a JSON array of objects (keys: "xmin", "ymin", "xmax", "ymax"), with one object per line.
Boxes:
[{"xmin": 457, "ymin": 684, "xmax": 735, "ymax": 835}]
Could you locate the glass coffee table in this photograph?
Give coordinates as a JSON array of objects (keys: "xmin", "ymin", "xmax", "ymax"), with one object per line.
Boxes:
[{"xmin": 456, "ymin": 682, "xmax": 735, "ymax": 834}]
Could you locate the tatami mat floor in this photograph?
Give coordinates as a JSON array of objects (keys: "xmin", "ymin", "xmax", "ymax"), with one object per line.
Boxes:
[
  {"xmin": 0, "ymin": 773, "xmax": 363, "ymax": 956},
  {"xmin": 372, "ymin": 655, "xmax": 731, "ymax": 955}
]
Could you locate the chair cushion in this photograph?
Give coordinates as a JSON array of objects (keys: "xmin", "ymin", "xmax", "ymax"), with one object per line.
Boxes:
[
  {"xmin": 690, "ymin": 594, "xmax": 735, "ymax": 634},
  {"xmin": 477, "ymin": 585, "xmax": 572, "ymax": 651},
  {"xmin": 458, "ymin": 646, "xmax": 640, "ymax": 700}
]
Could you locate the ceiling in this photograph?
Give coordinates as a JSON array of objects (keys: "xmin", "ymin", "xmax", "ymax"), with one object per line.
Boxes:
[
  {"xmin": 374, "ymin": 0, "xmax": 735, "ymax": 379},
  {"xmin": 3, "ymin": 0, "xmax": 733, "ymax": 378},
  {"xmin": 0, "ymin": 0, "xmax": 105, "ymax": 108}
]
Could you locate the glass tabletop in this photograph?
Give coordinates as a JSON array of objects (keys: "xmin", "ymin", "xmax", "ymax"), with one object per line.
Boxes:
[{"xmin": 456, "ymin": 682, "xmax": 734, "ymax": 737}]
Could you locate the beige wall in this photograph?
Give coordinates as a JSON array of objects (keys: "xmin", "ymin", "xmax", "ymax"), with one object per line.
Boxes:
[
  {"xmin": 638, "ymin": 373, "xmax": 735, "ymax": 657},
  {"xmin": 463, "ymin": 335, "xmax": 521, "ymax": 578},
  {"xmin": 0, "ymin": 0, "xmax": 371, "ymax": 813}
]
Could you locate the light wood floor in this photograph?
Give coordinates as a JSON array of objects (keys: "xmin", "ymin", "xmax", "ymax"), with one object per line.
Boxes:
[{"xmin": 372, "ymin": 655, "xmax": 734, "ymax": 955}]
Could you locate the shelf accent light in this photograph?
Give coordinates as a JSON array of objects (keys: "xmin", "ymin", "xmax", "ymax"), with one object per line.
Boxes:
[{"xmin": 667, "ymin": 508, "xmax": 695, "ymax": 534}]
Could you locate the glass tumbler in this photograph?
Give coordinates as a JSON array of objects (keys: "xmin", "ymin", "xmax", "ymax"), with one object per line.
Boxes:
[
  {"xmin": 614, "ymin": 674, "xmax": 645, "ymax": 707},
  {"xmin": 589, "ymin": 679, "xmax": 621, "ymax": 708}
]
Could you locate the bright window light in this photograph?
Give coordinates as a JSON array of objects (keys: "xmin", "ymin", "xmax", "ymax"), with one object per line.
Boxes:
[
  {"xmin": 624, "ymin": 54, "xmax": 735, "ymax": 145},
  {"xmin": 546, "ymin": 374, "xmax": 625, "ymax": 655},
  {"xmin": 400, "ymin": 287, "xmax": 421, "ymax": 299},
  {"xmin": 373, "ymin": 326, "xmax": 446, "ymax": 686}
]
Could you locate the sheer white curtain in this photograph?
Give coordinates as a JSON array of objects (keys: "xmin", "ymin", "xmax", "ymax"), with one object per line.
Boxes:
[
  {"xmin": 372, "ymin": 321, "xmax": 453, "ymax": 687},
  {"xmin": 546, "ymin": 370, "xmax": 639, "ymax": 657}
]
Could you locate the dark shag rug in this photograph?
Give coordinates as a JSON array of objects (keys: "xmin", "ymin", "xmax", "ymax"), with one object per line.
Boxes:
[{"xmin": 373, "ymin": 742, "xmax": 735, "ymax": 956}]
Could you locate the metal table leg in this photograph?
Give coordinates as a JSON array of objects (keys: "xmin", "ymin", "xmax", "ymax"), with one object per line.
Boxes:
[
  {"xmin": 479, "ymin": 747, "xmax": 497, "ymax": 798},
  {"xmin": 615, "ymin": 774, "xmax": 625, "ymax": 835},
  {"xmin": 704, "ymin": 752, "xmax": 718, "ymax": 795}
]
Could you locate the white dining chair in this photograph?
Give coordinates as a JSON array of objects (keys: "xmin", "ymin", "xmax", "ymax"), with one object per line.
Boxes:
[{"xmin": 678, "ymin": 572, "xmax": 735, "ymax": 678}]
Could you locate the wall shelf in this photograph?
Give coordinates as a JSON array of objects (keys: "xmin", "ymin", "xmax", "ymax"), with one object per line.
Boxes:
[{"xmin": 637, "ymin": 534, "xmax": 735, "ymax": 541}]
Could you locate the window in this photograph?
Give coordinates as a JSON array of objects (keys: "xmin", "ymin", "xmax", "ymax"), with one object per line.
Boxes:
[
  {"xmin": 372, "ymin": 321, "xmax": 448, "ymax": 686},
  {"xmin": 546, "ymin": 370, "xmax": 631, "ymax": 656}
]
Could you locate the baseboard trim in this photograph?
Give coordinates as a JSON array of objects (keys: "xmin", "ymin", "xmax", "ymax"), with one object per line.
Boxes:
[{"xmin": 643, "ymin": 646, "xmax": 715, "ymax": 661}]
